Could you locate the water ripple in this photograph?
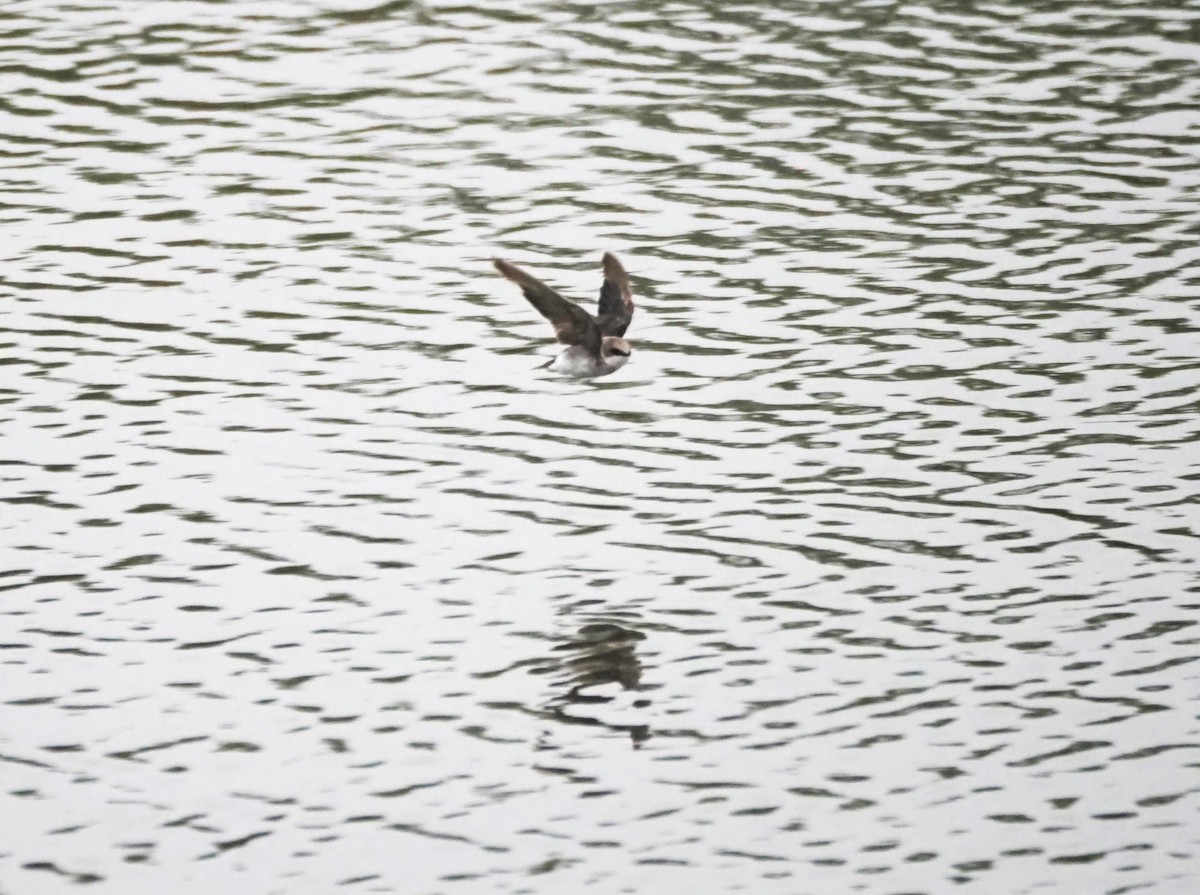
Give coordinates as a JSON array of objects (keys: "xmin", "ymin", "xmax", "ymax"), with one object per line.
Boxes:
[{"xmin": 2, "ymin": 0, "xmax": 1199, "ymax": 892}]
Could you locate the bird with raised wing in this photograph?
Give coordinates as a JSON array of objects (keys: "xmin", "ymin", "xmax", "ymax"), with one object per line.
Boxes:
[{"xmin": 492, "ymin": 252, "xmax": 635, "ymax": 378}]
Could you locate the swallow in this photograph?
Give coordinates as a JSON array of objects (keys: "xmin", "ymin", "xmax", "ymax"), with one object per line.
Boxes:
[{"xmin": 492, "ymin": 252, "xmax": 635, "ymax": 378}]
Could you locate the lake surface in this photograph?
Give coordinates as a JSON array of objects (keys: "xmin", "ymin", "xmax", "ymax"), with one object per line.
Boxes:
[{"xmin": 3, "ymin": 1, "xmax": 1199, "ymax": 893}]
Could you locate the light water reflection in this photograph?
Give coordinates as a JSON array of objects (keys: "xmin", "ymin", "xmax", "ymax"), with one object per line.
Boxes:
[{"xmin": 2, "ymin": 1, "xmax": 1199, "ymax": 893}]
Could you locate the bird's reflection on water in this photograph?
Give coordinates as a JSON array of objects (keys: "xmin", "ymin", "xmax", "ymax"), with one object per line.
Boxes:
[{"xmin": 533, "ymin": 620, "xmax": 651, "ymax": 749}]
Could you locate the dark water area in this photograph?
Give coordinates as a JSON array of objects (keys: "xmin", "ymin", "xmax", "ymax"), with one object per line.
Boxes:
[{"xmin": 2, "ymin": 1, "xmax": 1199, "ymax": 893}]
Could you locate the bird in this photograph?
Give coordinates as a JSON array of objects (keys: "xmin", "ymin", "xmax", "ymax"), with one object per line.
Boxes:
[{"xmin": 492, "ymin": 252, "xmax": 635, "ymax": 378}]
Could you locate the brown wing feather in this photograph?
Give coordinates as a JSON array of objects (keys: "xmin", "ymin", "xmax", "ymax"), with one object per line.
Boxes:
[
  {"xmin": 493, "ymin": 258, "xmax": 600, "ymax": 354},
  {"xmin": 596, "ymin": 252, "xmax": 634, "ymax": 337}
]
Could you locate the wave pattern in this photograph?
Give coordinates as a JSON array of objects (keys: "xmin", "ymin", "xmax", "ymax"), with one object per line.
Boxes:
[{"xmin": 3, "ymin": 1, "xmax": 1199, "ymax": 893}]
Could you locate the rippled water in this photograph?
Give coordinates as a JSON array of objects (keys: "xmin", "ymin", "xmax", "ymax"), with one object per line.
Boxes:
[{"xmin": 3, "ymin": 1, "xmax": 1199, "ymax": 893}]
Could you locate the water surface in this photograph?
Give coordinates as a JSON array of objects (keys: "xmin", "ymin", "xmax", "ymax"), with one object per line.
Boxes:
[{"xmin": 3, "ymin": 1, "xmax": 1199, "ymax": 893}]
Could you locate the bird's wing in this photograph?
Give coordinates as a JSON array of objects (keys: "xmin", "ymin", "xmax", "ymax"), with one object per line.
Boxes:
[
  {"xmin": 596, "ymin": 252, "xmax": 634, "ymax": 337},
  {"xmin": 493, "ymin": 258, "xmax": 600, "ymax": 354}
]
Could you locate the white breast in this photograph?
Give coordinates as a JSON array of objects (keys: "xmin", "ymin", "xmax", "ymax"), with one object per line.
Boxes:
[{"xmin": 548, "ymin": 348, "xmax": 601, "ymax": 377}]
